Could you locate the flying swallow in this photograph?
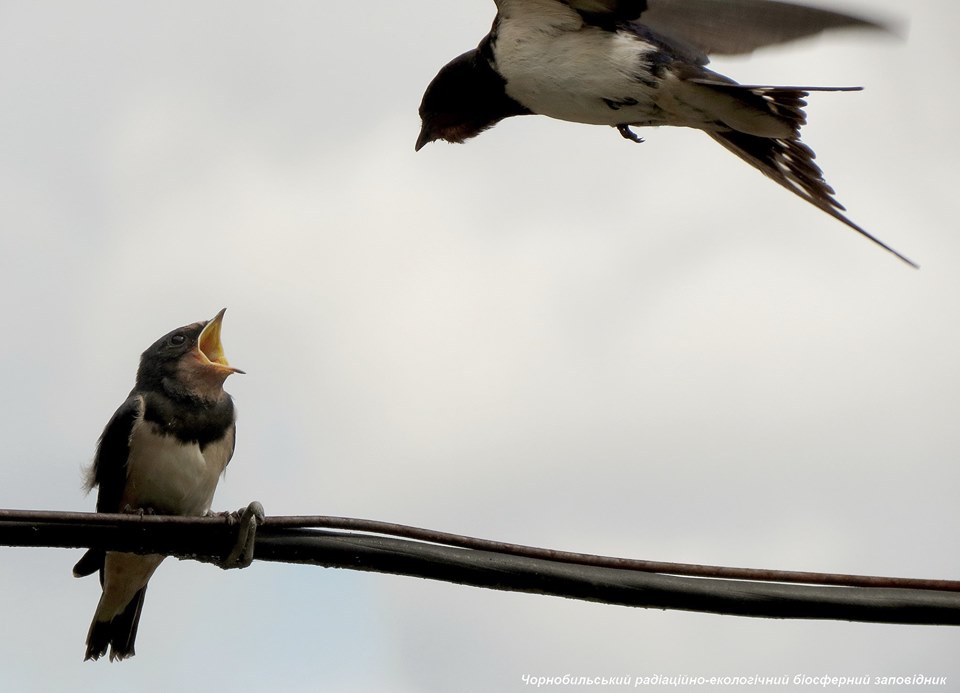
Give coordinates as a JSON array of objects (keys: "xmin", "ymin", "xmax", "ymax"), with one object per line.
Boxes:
[
  {"xmin": 416, "ymin": 0, "xmax": 915, "ymax": 266},
  {"xmin": 73, "ymin": 309, "xmax": 243, "ymax": 661}
]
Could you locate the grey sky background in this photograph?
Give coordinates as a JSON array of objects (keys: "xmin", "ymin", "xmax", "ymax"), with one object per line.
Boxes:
[{"xmin": 1, "ymin": 1, "xmax": 958, "ymax": 691}]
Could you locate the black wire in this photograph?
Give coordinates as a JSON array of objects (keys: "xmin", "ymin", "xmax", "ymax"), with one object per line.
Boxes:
[
  {"xmin": 2, "ymin": 509, "xmax": 960, "ymax": 626},
  {"xmin": 256, "ymin": 528, "xmax": 960, "ymax": 626}
]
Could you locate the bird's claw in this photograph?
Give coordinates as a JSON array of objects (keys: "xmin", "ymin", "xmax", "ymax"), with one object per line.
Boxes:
[
  {"xmin": 122, "ymin": 505, "xmax": 155, "ymax": 517},
  {"xmin": 204, "ymin": 508, "xmax": 237, "ymax": 523},
  {"xmin": 219, "ymin": 501, "xmax": 265, "ymax": 570},
  {"xmin": 616, "ymin": 125, "xmax": 644, "ymax": 144}
]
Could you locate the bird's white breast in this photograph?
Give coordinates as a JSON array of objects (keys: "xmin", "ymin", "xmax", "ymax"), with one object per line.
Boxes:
[
  {"xmin": 123, "ymin": 417, "xmax": 232, "ymax": 516},
  {"xmin": 494, "ymin": 1, "xmax": 664, "ymax": 125}
]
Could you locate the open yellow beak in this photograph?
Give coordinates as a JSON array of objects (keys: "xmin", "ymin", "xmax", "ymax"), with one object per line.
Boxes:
[{"xmin": 197, "ymin": 308, "xmax": 244, "ymax": 375}]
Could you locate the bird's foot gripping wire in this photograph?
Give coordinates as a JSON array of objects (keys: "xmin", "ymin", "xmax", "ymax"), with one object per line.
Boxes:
[
  {"xmin": 616, "ymin": 125, "xmax": 644, "ymax": 143},
  {"xmin": 208, "ymin": 502, "xmax": 265, "ymax": 569},
  {"xmin": 122, "ymin": 505, "xmax": 156, "ymax": 517}
]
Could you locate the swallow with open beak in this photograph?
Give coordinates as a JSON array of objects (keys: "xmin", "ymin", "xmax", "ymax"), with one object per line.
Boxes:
[
  {"xmin": 73, "ymin": 308, "xmax": 243, "ymax": 661},
  {"xmin": 416, "ymin": 0, "xmax": 915, "ymax": 266}
]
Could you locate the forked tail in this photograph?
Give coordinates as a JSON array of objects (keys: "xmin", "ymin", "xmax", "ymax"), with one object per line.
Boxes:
[
  {"xmin": 694, "ymin": 80, "xmax": 916, "ymax": 267},
  {"xmin": 84, "ymin": 587, "xmax": 147, "ymax": 662}
]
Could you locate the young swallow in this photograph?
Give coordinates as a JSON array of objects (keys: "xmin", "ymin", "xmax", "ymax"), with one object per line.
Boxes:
[
  {"xmin": 73, "ymin": 309, "xmax": 243, "ymax": 661},
  {"xmin": 417, "ymin": 0, "xmax": 915, "ymax": 267}
]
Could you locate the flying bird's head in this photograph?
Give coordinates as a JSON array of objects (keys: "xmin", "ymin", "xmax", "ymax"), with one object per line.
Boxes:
[
  {"xmin": 135, "ymin": 308, "xmax": 243, "ymax": 401},
  {"xmin": 416, "ymin": 49, "xmax": 530, "ymax": 151}
]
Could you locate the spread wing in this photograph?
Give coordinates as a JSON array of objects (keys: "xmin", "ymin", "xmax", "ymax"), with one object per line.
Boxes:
[
  {"xmin": 637, "ymin": 0, "xmax": 890, "ymax": 56},
  {"xmin": 73, "ymin": 394, "xmax": 143, "ymax": 579},
  {"xmin": 497, "ymin": 0, "xmax": 891, "ymax": 56}
]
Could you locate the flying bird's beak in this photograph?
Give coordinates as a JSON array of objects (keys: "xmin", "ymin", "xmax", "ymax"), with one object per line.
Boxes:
[
  {"xmin": 197, "ymin": 308, "xmax": 245, "ymax": 375},
  {"xmin": 415, "ymin": 125, "xmax": 433, "ymax": 152}
]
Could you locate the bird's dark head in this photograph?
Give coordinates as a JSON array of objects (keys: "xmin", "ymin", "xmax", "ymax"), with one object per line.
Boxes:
[
  {"xmin": 416, "ymin": 49, "xmax": 529, "ymax": 151},
  {"xmin": 136, "ymin": 308, "xmax": 243, "ymax": 401}
]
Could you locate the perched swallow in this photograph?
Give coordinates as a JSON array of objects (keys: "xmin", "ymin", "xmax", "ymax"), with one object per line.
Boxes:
[
  {"xmin": 417, "ymin": 0, "xmax": 915, "ymax": 266},
  {"xmin": 73, "ymin": 309, "xmax": 243, "ymax": 661}
]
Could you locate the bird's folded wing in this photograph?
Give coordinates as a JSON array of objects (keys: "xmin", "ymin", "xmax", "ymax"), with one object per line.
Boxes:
[{"xmin": 88, "ymin": 394, "xmax": 143, "ymax": 512}]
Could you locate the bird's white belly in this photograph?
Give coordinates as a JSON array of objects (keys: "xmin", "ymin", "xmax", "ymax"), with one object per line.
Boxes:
[
  {"xmin": 123, "ymin": 419, "xmax": 229, "ymax": 515},
  {"xmin": 496, "ymin": 21, "xmax": 664, "ymax": 126}
]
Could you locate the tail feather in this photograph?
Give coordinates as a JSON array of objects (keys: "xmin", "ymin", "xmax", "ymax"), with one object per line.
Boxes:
[
  {"xmin": 688, "ymin": 78, "xmax": 863, "ymax": 134},
  {"xmin": 703, "ymin": 107, "xmax": 916, "ymax": 267},
  {"xmin": 84, "ymin": 586, "xmax": 147, "ymax": 662}
]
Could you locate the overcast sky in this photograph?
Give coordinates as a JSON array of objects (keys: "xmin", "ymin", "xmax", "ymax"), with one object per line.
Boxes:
[{"xmin": 1, "ymin": 1, "xmax": 958, "ymax": 691}]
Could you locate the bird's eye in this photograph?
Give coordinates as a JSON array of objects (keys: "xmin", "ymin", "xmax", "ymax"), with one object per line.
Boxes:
[{"xmin": 169, "ymin": 334, "xmax": 186, "ymax": 346}]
